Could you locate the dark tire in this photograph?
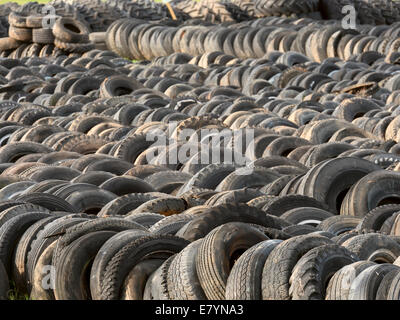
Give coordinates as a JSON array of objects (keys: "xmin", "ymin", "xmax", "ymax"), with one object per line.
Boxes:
[
  {"xmin": 357, "ymin": 204, "xmax": 400, "ymax": 232},
  {"xmin": 16, "ymin": 193, "xmax": 78, "ymax": 213},
  {"xmin": 65, "ymin": 189, "xmax": 117, "ymax": 215},
  {"xmin": 176, "ymin": 203, "xmax": 289, "ymax": 242},
  {"xmin": 289, "ymin": 244, "xmax": 359, "ymax": 300},
  {"xmin": 0, "ymin": 142, "xmax": 52, "ymax": 163},
  {"xmin": 53, "ymin": 17, "xmax": 89, "ymax": 43},
  {"xmin": 52, "ymin": 218, "xmax": 147, "ymax": 268},
  {"xmin": 196, "ymin": 222, "xmax": 268, "ymax": 300},
  {"xmin": 100, "ymin": 234, "xmax": 189, "ymax": 300},
  {"xmin": 54, "ymin": 231, "xmax": 117, "ymax": 300},
  {"xmin": 143, "ymin": 255, "xmax": 175, "ymax": 300},
  {"xmin": 262, "ymin": 195, "xmax": 329, "ymax": 217},
  {"xmin": 89, "ymin": 229, "xmax": 150, "ymax": 300},
  {"xmin": 167, "ymin": 239, "xmax": 206, "ymax": 300},
  {"xmin": 317, "ymin": 216, "xmax": 361, "ymax": 236},
  {"xmin": 99, "ymin": 176, "xmax": 154, "ymax": 196},
  {"xmin": 341, "ymin": 170, "xmax": 400, "ymax": 217},
  {"xmin": 280, "ymin": 207, "xmax": 334, "ymax": 227},
  {"xmin": 100, "ymin": 75, "xmax": 143, "ymax": 98},
  {"xmin": 71, "ymin": 171, "xmax": 116, "ymax": 186},
  {"xmin": 297, "ymin": 157, "xmax": 380, "ymax": 214},
  {"xmin": 225, "ymin": 239, "xmax": 282, "ymax": 300},
  {"xmin": 261, "ymin": 234, "xmax": 333, "ymax": 300},
  {"xmin": 0, "ymin": 212, "xmax": 49, "ymax": 275},
  {"xmin": 121, "ymin": 259, "xmax": 163, "ymax": 300},
  {"xmin": 30, "ymin": 240, "xmax": 57, "ymax": 300},
  {"xmin": 342, "ymin": 233, "xmax": 400, "ymax": 263}
]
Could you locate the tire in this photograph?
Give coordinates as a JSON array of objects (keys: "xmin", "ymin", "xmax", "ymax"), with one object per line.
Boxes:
[
  {"xmin": 25, "ymin": 215, "xmax": 92, "ymax": 285},
  {"xmin": 317, "ymin": 216, "xmax": 361, "ymax": 236},
  {"xmin": 53, "ymin": 17, "xmax": 89, "ymax": 43},
  {"xmin": 357, "ymin": 204, "xmax": 400, "ymax": 232},
  {"xmin": 342, "ymin": 233, "xmax": 400, "ymax": 263},
  {"xmin": 65, "ymin": 189, "xmax": 117, "ymax": 215},
  {"xmin": 12, "ymin": 215, "xmax": 62, "ymax": 294},
  {"xmin": 100, "ymin": 234, "xmax": 189, "ymax": 300},
  {"xmin": 89, "ymin": 229, "xmax": 150, "ymax": 300},
  {"xmin": 215, "ymin": 167, "xmax": 280, "ymax": 191},
  {"xmin": 280, "ymin": 207, "xmax": 334, "ymax": 227},
  {"xmin": 83, "ymin": 158, "xmax": 132, "ymax": 176},
  {"xmin": 166, "ymin": 239, "xmax": 206, "ymax": 300},
  {"xmin": 71, "ymin": 171, "xmax": 116, "ymax": 186},
  {"xmin": 0, "ymin": 181, "xmax": 35, "ymax": 201},
  {"xmin": 16, "ymin": 193, "xmax": 78, "ymax": 213},
  {"xmin": 0, "ymin": 260, "xmax": 7, "ymax": 300},
  {"xmin": 124, "ymin": 212, "xmax": 164, "ymax": 228},
  {"xmin": 0, "ymin": 37, "xmax": 22, "ymax": 51},
  {"xmin": 196, "ymin": 222, "xmax": 268, "ymax": 300},
  {"xmin": 262, "ymin": 195, "xmax": 329, "ymax": 217},
  {"xmin": 97, "ymin": 193, "xmax": 158, "ymax": 217},
  {"xmin": 144, "ymin": 171, "xmax": 192, "ymax": 194},
  {"xmin": 32, "ymin": 28, "xmax": 55, "ymax": 44},
  {"xmin": 9, "ymin": 26, "xmax": 32, "ymax": 42},
  {"xmin": 325, "ymin": 261, "xmax": 376, "ymax": 300},
  {"xmin": 297, "ymin": 157, "xmax": 381, "ymax": 214},
  {"xmin": 143, "ymin": 255, "xmax": 175, "ymax": 300},
  {"xmin": 387, "ymin": 270, "xmax": 400, "ymax": 300},
  {"xmin": 340, "ymin": 170, "xmax": 400, "ymax": 217},
  {"xmin": 282, "ymin": 224, "xmax": 317, "ymax": 237},
  {"xmin": 52, "ymin": 218, "xmax": 147, "ymax": 268},
  {"xmin": 261, "ymin": 234, "xmax": 333, "ymax": 300},
  {"xmin": 54, "ymin": 39, "xmax": 94, "ymax": 53},
  {"xmin": 348, "ymin": 264, "xmax": 400, "ymax": 300},
  {"xmin": 121, "ymin": 259, "xmax": 164, "ymax": 300},
  {"xmin": 0, "ymin": 203, "xmax": 49, "ymax": 227},
  {"xmin": 376, "ymin": 268, "xmax": 400, "ymax": 300},
  {"xmin": 100, "ymin": 75, "xmax": 143, "ymax": 98},
  {"xmin": 0, "ymin": 212, "xmax": 49, "ymax": 275},
  {"xmin": 176, "ymin": 203, "xmax": 289, "ymax": 242},
  {"xmin": 99, "ymin": 176, "xmax": 154, "ymax": 196},
  {"xmin": 178, "ymin": 163, "xmax": 236, "ymax": 195},
  {"xmin": 289, "ymin": 244, "xmax": 359, "ymax": 300},
  {"xmin": 0, "ymin": 142, "xmax": 52, "ymax": 163},
  {"xmin": 28, "ymin": 167, "xmax": 81, "ymax": 183},
  {"xmin": 149, "ymin": 213, "xmax": 195, "ymax": 235},
  {"xmin": 54, "ymin": 230, "xmax": 117, "ymax": 300},
  {"xmin": 30, "ymin": 240, "xmax": 57, "ymax": 300},
  {"xmin": 131, "ymin": 197, "xmax": 187, "ymax": 216},
  {"xmin": 225, "ymin": 239, "xmax": 282, "ymax": 300}
]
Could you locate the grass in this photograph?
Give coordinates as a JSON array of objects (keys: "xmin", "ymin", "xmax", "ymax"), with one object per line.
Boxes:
[
  {"xmin": 0, "ymin": 0, "xmax": 51, "ymax": 4},
  {"xmin": 7, "ymin": 281, "xmax": 30, "ymax": 300}
]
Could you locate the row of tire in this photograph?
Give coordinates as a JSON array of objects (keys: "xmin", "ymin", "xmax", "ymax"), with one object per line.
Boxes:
[{"xmin": 105, "ymin": 16, "xmax": 400, "ymax": 62}]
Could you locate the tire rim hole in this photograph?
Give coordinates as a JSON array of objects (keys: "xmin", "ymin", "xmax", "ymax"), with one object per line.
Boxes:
[
  {"xmin": 65, "ymin": 24, "xmax": 81, "ymax": 34},
  {"xmin": 229, "ymin": 248, "xmax": 247, "ymax": 269},
  {"xmin": 378, "ymin": 196, "xmax": 400, "ymax": 206},
  {"xmin": 335, "ymin": 188, "xmax": 350, "ymax": 213}
]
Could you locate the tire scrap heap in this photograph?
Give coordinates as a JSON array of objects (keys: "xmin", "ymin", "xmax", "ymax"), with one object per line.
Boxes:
[{"xmin": 0, "ymin": 0, "xmax": 398, "ymax": 301}]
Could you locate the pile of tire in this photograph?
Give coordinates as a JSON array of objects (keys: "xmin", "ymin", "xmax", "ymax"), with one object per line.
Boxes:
[
  {"xmin": 0, "ymin": 41, "xmax": 396, "ymax": 299},
  {"xmin": 2, "ymin": 0, "xmax": 400, "ymax": 302},
  {"xmin": 5, "ymin": 8, "xmax": 93, "ymax": 54}
]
